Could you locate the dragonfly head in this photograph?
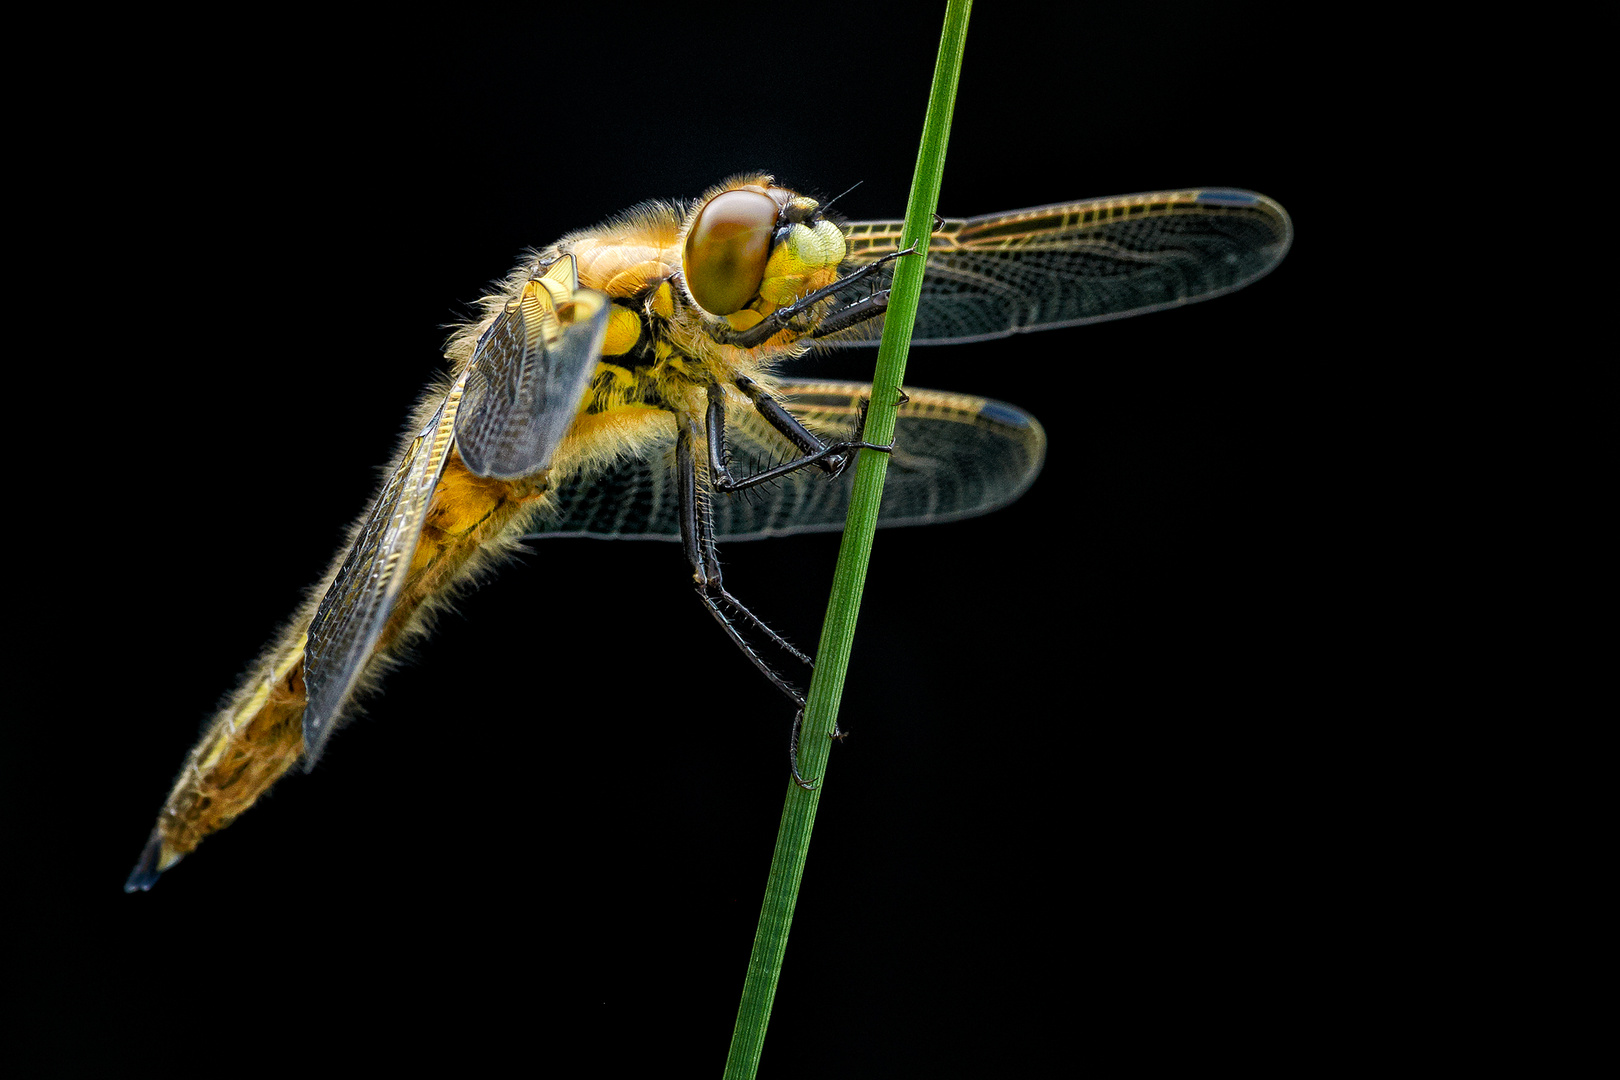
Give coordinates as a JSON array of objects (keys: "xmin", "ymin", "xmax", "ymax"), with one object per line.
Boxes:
[{"xmin": 679, "ymin": 174, "xmax": 846, "ymax": 330}]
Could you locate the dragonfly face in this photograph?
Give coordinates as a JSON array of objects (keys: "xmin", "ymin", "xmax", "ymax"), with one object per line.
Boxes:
[{"xmin": 125, "ymin": 173, "xmax": 1291, "ymax": 891}]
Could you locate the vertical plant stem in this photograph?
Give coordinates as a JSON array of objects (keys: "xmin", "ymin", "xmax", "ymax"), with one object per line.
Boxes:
[{"xmin": 722, "ymin": 3, "xmax": 971, "ymax": 1076}]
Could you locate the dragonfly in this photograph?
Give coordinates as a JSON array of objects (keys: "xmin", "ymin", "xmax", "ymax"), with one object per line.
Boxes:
[{"xmin": 125, "ymin": 173, "xmax": 1292, "ymax": 891}]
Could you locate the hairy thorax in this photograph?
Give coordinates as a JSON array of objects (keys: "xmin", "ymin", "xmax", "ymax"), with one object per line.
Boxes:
[{"xmin": 544, "ymin": 179, "xmax": 849, "ymax": 428}]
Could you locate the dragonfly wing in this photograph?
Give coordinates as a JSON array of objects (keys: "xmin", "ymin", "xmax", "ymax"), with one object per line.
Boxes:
[
  {"xmin": 302, "ymin": 375, "xmax": 468, "ymax": 766},
  {"xmin": 826, "ymin": 188, "xmax": 1292, "ymax": 346},
  {"xmin": 455, "ymin": 258, "xmax": 610, "ymax": 480},
  {"xmin": 524, "ymin": 380, "xmax": 1045, "ymax": 542}
]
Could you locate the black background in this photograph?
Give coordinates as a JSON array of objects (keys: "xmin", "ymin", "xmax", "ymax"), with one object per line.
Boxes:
[{"xmin": 12, "ymin": 5, "xmax": 1363, "ymax": 1073}]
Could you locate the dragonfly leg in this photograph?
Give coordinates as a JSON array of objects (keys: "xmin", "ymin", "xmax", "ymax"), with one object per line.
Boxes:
[
  {"xmin": 685, "ymin": 412, "xmax": 859, "ymax": 787},
  {"xmin": 708, "ymin": 245, "xmax": 920, "ymax": 349},
  {"xmin": 788, "ymin": 708, "xmax": 816, "ymax": 789},
  {"xmin": 785, "ymin": 708, "xmax": 853, "ymax": 790},
  {"xmin": 848, "ymin": 388, "xmax": 909, "ymax": 438},
  {"xmin": 806, "ymin": 291, "xmax": 889, "ymax": 339},
  {"xmin": 677, "ymin": 419, "xmax": 811, "ymax": 707},
  {"xmin": 707, "ymin": 377, "xmax": 893, "ymax": 495},
  {"xmin": 809, "ymin": 228, "xmax": 942, "ymax": 341}
]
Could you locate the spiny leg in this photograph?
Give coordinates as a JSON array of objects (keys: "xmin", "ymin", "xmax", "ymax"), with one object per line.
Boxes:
[
  {"xmin": 677, "ymin": 419, "xmax": 810, "ymax": 679},
  {"xmin": 707, "ymin": 378, "xmax": 893, "ymax": 494},
  {"xmin": 709, "ymin": 244, "xmax": 919, "ymax": 349},
  {"xmin": 851, "ymin": 387, "xmax": 911, "ymax": 435},
  {"xmin": 786, "ymin": 706, "xmax": 853, "ymax": 791},
  {"xmin": 788, "ymin": 708, "xmax": 813, "ymax": 790},
  {"xmin": 679, "ymin": 419, "xmax": 835, "ymax": 787}
]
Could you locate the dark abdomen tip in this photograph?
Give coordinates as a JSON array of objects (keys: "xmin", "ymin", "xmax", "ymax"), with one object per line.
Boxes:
[{"xmin": 124, "ymin": 830, "xmax": 166, "ymax": 892}]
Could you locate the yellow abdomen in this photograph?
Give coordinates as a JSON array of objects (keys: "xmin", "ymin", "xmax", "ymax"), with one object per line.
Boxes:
[{"xmin": 139, "ymin": 448, "xmax": 544, "ymax": 875}]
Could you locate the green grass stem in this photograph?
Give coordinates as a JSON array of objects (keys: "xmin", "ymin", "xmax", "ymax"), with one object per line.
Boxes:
[{"xmin": 721, "ymin": 3, "xmax": 971, "ymax": 1075}]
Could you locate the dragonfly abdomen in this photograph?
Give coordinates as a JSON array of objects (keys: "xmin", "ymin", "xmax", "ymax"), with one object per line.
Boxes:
[
  {"xmin": 127, "ymin": 629, "xmax": 310, "ymax": 889},
  {"xmin": 127, "ymin": 449, "xmax": 546, "ymax": 890}
]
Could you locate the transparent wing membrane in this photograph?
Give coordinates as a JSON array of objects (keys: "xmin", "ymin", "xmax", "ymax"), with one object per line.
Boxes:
[
  {"xmin": 825, "ymin": 188, "xmax": 1292, "ymax": 346},
  {"xmin": 455, "ymin": 257, "xmax": 610, "ymax": 480},
  {"xmin": 303, "ymin": 376, "xmax": 467, "ymax": 764},
  {"xmin": 127, "ymin": 175, "xmax": 1298, "ymax": 891},
  {"xmin": 524, "ymin": 380, "xmax": 1046, "ymax": 542}
]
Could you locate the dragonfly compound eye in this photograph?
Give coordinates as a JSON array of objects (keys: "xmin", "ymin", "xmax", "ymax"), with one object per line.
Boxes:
[{"xmin": 683, "ymin": 188, "xmax": 779, "ymax": 315}]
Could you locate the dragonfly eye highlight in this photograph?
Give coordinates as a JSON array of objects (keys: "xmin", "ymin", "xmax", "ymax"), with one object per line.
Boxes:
[{"xmin": 683, "ymin": 189, "xmax": 778, "ymax": 315}]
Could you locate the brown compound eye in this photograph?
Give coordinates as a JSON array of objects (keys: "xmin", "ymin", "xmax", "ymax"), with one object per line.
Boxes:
[{"xmin": 682, "ymin": 189, "xmax": 779, "ymax": 315}]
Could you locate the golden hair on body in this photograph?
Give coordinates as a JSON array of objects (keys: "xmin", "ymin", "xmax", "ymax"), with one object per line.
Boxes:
[{"xmin": 126, "ymin": 173, "xmax": 1290, "ymax": 888}]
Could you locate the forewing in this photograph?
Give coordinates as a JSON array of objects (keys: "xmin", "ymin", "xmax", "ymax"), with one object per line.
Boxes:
[
  {"xmin": 824, "ymin": 188, "xmax": 1292, "ymax": 346},
  {"xmin": 524, "ymin": 380, "xmax": 1045, "ymax": 542},
  {"xmin": 455, "ymin": 260, "xmax": 610, "ymax": 480},
  {"xmin": 302, "ymin": 374, "xmax": 468, "ymax": 765}
]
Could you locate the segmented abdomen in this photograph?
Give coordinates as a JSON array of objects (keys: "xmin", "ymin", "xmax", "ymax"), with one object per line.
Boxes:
[{"xmin": 128, "ymin": 450, "xmax": 542, "ymax": 889}]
